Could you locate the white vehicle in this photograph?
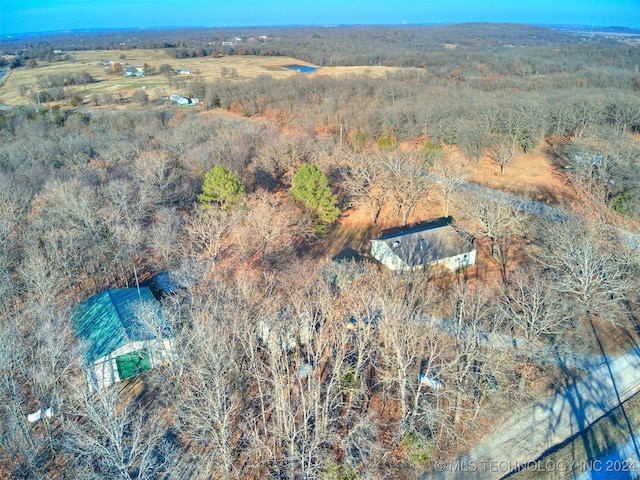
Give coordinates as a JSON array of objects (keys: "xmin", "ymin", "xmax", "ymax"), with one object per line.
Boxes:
[{"xmin": 27, "ymin": 407, "xmax": 54, "ymax": 423}]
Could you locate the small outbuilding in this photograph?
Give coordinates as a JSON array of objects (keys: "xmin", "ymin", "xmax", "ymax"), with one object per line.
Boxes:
[
  {"xmin": 370, "ymin": 217, "xmax": 476, "ymax": 273},
  {"xmin": 70, "ymin": 288, "xmax": 173, "ymax": 391},
  {"xmin": 123, "ymin": 65, "xmax": 145, "ymax": 77},
  {"xmin": 169, "ymin": 93, "xmax": 198, "ymax": 106}
]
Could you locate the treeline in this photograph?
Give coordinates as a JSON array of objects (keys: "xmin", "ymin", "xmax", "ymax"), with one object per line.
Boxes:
[
  {"xmin": 3, "ymin": 24, "xmax": 639, "ymax": 71},
  {"xmin": 18, "ymin": 71, "xmax": 93, "ymax": 105},
  {"xmin": 0, "ymin": 45, "xmax": 71, "ymax": 69},
  {"xmin": 35, "ymin": 71, "xmax": 93, "ymax": 89}
]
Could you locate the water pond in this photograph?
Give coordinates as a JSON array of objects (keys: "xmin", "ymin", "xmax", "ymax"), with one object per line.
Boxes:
[{"xmin": 284, "ymin": 65, "xmax": 317, "ymax": 73}]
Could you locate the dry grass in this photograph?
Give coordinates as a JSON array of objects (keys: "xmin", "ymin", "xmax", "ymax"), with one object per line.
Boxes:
[
  {"xmin": 463, "ymin": 145, "xmax": 577, "ymax": 206},
  {"xmin": 0, "ymin": 49, "xmax": 405, "ymax": 107}
]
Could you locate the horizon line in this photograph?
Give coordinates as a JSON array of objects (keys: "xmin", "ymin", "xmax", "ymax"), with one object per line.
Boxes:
[{"xmin": 3, "ymin": 21, "xmax": 639, "ymax": 39}]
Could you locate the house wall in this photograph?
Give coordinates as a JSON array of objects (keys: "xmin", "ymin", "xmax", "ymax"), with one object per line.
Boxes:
[
  {"xmin": 85, "ymin": 338, "xmax": 175, "ymax": 391},
  {"xmin": 370, "ymin": 240, "xmax": 409, "ymax": 271},
  {"xmin": 438, "ymin": 248, "xmax": 477, "ymax": 271},
  {"xmin": 87, "ymin": 356, "xmax": 120, "ymax": 392},
  {"xmin": 372, "ymin": 239, "xmax": 476, "ymax": 273}
]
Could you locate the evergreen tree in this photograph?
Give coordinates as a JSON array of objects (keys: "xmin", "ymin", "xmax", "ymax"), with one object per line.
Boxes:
[
  {"xmin": 291, "ymin": 163, "xmax": 340, "ymax": 224},
  {"xmin": 198, "ymin": 165, "xmax": 245, "ymax": 211}
]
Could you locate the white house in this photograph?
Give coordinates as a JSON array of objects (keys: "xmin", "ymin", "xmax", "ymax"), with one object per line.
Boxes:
[
  {"xmin": 169, "ymin": 93, "xmax": 199, "ymax": 106},
  {"xmin": 123, "ymin": 65, "xmax": 145, "ymax": 77},
  {"xmin": 370, "ymin": 217, "xmax": 476, "ymax": 273}
]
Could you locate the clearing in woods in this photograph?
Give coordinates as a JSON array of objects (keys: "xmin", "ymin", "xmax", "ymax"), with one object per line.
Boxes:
[{"xmin": 328, "ymin": 142, "xmax": 577, "ymax": 259}]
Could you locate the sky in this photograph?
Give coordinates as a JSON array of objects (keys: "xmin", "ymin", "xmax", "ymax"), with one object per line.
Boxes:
[{"xmin": 1, "ymin": 0, "xmax": 639, "ymax": 36}]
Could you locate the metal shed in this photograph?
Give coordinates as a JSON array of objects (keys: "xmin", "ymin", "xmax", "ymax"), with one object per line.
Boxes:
[{"xmin": 70, "ymin": 288, "xmax": 173, "ymax": 391}]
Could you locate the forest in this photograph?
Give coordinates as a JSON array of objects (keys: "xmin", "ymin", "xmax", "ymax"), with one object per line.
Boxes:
[{"xmin": 1, "ymin": 23, "xmax": 640, "ymax": 479}]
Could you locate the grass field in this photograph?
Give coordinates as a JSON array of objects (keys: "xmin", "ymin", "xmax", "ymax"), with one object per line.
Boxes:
[{"xmin": 0, "ymin": 49, "xmax": 403, "ymax": 107}]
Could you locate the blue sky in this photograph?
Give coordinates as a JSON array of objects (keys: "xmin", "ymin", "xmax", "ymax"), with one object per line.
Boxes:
[{"xmin": 2, "ymin": 0, "xmax": 639, "ymax": 35}]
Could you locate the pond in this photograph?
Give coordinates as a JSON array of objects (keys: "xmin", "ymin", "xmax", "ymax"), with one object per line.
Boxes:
[{"xmin": 283, "ymin": 64, "xmax": 318, "ymax": 73}]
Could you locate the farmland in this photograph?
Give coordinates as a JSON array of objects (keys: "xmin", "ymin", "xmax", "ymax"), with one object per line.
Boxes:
[{"xmin": 0, "ymin": 49, "xmax": 403, "ymax": 107}]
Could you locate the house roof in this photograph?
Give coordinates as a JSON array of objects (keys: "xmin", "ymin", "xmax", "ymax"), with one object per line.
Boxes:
[
  {"xmin": 373, "ymin": 217, "xmax": 474, "ymax": 269},
  {"xmin": 70, "ymin": 288, "xmax": 162, "ymax": 363}
]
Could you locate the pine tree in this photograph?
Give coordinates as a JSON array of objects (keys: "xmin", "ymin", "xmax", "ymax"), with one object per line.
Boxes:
[
  {"xmin": 291, "ymin": 164, "xmax": 340, "ymax": 224},
  {"xmin": 198, "ymin": 165, "xmax": 245, "ymax": 211}
]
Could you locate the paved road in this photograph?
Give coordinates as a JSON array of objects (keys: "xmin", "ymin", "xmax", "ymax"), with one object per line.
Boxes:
[{"xmin": 421, "ymin": 346, "xmax": 640, "ymax": 480}]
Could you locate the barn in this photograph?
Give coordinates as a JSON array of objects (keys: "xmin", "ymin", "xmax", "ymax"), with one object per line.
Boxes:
[{"xmin": 70, "ymin": 288, "xmax": 173, "ymax": 391}]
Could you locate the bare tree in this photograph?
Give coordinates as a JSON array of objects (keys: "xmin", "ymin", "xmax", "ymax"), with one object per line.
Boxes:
[
  {"xmin": 239, "ymin": 189, "xmax": 312, "ymax": 266},
  {"xmin": 0, "ymin": 304, "xmax": 82, "ymax": 477},
  {"xmin": 147, "ymin": 207, "xmax": 184, "ymax": 271},
  {"xmin": 133, "ymin": 150, "xmax": 189, "ymax": 209},
  {"xmin": 499, "ymin": 266, "xmax": 569, "ymax": 349},
  {"xmin": 535, "ymin": 219, "xmax": 640, "ymax": 463},
  {"xmin": 373, "ymin": 274, "xmax": 440, "ymax": 432},
  {"xmin": 64, "ymin": 387, "xmax": 170, "ymax": 480},
  {"xmin": 253, "ymin": 132, "xmax": 314, "ymax": 189},
  {"xmin": 429, "ymin": 154, "xmax": 467, "ymax": 218},
  {"xmin": 444, "ymin": 281, "xmax": 506, "ymax": 427},
  {"xmin": 489, "ymin": 136, "xmax": 515, "ymax": 176},
  {"xmin": 340, "ymin": 152, "xmax": 390, "ymax": 225},
  {"xmin": 174, "ymin": 317, "xmax": 241, "ymax": 479},
  {"xmin": 381, "ymin": 151, "xmax": 432, "ymax": 226},
  {"xmin": 28, "ymin": 308, "xmax": 82, "ymax": 455},
  {"xmin": 18, "ymin": 239, "xmax": 67, "ymax": 306},
  {"xmin": 536, "ymin": 220, "xmax": 633, "ymax": 323},
  {"xmin": 455, "ymin": 192, "xmax": 526, "ymax": 285},
  {"xmin": 0, "ymin": 320, "xmax": 40, "ymax": 475},
  {"xmin": 182, "ymin": 205, "xmax": 236, "ymax": 263}
]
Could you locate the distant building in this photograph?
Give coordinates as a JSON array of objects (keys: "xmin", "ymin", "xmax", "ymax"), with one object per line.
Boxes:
[
  {"xmin": 370, "ymin": 217, "xmax": 476, "ymax": 273},
  {"xmin": 70, "ymin": 288, "xmax": 173, "ymax": 391},
  {"xmin": 169, "ymin": 93, "xmax": 199, "ymax": 106},
  {"xmin": 123, "ymin": 65, "xmax": 145, "ymax": 77}
]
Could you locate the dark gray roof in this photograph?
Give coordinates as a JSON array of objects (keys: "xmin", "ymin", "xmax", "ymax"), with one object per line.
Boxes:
[{"xmin": 375, "ymin": 218, "xmax": 474, "ymax": 269}]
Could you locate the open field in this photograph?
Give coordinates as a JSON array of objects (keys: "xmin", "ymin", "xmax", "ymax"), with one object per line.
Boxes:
[{"xmin": 0, "ymin": 49, "xmax": 405, "ymax": 106}]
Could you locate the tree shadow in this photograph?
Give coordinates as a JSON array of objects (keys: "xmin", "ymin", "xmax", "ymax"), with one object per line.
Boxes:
[
  {"xmin": 528, "ymin": 184, "xmax": 565, "ymax": 205},
  {"xmin": 504, "ymin": 329, "xmax": 640, "ymax": 479},
  {"xmin": 622, "ymin": 300, "xmax": 640, "ymax": 344}
]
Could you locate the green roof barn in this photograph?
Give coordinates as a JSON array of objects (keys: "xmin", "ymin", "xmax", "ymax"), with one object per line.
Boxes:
[{"xmin": 71, "ymin": 288, "xmax": 173, "ymax": 391}]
